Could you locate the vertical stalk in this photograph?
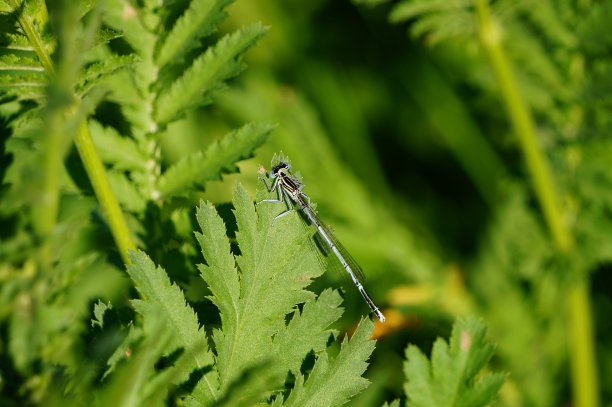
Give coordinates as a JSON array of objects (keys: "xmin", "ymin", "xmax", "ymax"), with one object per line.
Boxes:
[
  {"xmin": 12, "ymin": 0, "xmax": 58, "ymax": 270},
  {"xmin": 474, "ymin": 1, "xmax": 598, "ymax": 407},
  {"xmin": 10, "ymin": 0, "xmax": 54, "ymax": 75},
  {"xmin": 12, "ymin": 0, "xmax": 136, "ymax": 265},
  {"xmin": 568, "ymin": 280, "xmax": 599, "ymax": 407},
  {"xmin": 74, "ymin": 121, "xmax": 136, "ymax": 264}
]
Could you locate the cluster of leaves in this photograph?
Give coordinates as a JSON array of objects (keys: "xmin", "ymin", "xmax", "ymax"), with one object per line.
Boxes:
[
  {"xmin": 349, "ymin": 0, "xmax": 611, "ymax": 406},
  {"xmin": 0, "ymin": 0, "xmax": 275, "ymax": 403},
  {"xmin": 402, "ymin": 317, "xmax": 504, "ymax": 407},
  {"xmin": 93, "ymin": 184, "xmax": 377, "ymax": 406},
  {"xmin": 180, "ymin": 0, "xmax": 612, "ymax": 405},
  {"xmin": 0, "ymin": 0, "xmax": 509, "ymax": 406}
]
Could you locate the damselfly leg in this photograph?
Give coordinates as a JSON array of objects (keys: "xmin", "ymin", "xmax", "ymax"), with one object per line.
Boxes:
[{"xmin": 257, "ymin": 160, "xmax": 385, "ymax": 322}]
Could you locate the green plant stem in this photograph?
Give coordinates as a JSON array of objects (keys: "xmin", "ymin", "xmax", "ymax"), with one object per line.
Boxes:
[
  {"xmin": 475, "ymin": 7, "xmax": 571, "ymax": 252},
  {"xmin": 74, "ymin": 121, "xmax": 136, "ymax": 264},
  {"xmin": 12, "ymin": 0, "xmax": 136, "ymax": 265},
  {"xmin": 35, "ymin": 110, "xmax": 63, "ymax": 268},
  {"xmin": 10, "ymin": 0, "xmax": 54, "ymax": 75},
  {"xmin": 12, "ymin": 0, "xmax": 57, "ymax": 270},
  {"xmin": 474, "ymin": 2, "xmax": 598, "ymax": 407},
  {"xmin": 568, "ymin": 280, "xmax": 599, "ymax": 407},
  {"xmin": 13, "ymin": 0, "xmax": 58, "ymax": 233}
]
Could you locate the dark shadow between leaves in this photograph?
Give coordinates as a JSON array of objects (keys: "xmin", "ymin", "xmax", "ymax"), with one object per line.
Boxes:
[{"xmin": 169, "ymin": 363, "xmax": 214, "ymax": 402}]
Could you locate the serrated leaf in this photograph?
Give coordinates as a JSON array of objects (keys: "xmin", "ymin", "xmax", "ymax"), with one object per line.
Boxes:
[
  {"xmin": 89, "ymin": 120, "xmax": 147, "ymax": 171},
  {"xmin": 281, "ymin": 318, "xmax": 376, "ymax": 407},
  {"xmin": 102, "ymin": 0, "xmax": 156, "ymax": 56},
  {"xmin": 107, "ymin": 171, "xmax": 147, "ymax": 212},
  {"xmin": 0, "ymin": 79, "xmax": 46, "ymax": 102},
  {"xmin": 0, "ymin": 53, "xmax": 45, "ymax": 72},
  {"xmin": 410, "ymin": 10, "xmax": 474, "ymax": 44},
  {"xmin": 390, "ymin": 0, "xmax": 472, "ymax": 23},
  {"xmin": 271, "ymin": 289, "xmax": 343, "ymax": 376},
  {"xmin": 195, "ymin": 182, "xmax": 333, "ymax": 395},
  {"xmin": 96, "ymin": 317, "xmax": 191, "ymax": 407},
  {"xmin": 154, "ymin": 23, "xmax": 267, "ymax": 126},
  {"xmin": 102, "ymin": 323, "xmax": 142, "ymax": 380},
  {"xmin": 76, "ymin": 54, "xmax": 137, "ymax": 95},
  {"xmin": 403, "ymin": 317, "xmax": 504, "ymax": 407},
  {"xmin": 0, "ymin": 52, "xmax": 47, "ymax": 101},
  {"xmin": 126, "ymin": 250, "xmax": 219, "ymax": 404},
  {"xmin": 157, "ymin": 122, "xmax": 273, "ymax": 198},
  {"xmin": 390, "ymin": 0, "xmax": 475, "ymax": 44},
  {"xmin": 0, "ymin": 1, "xmax": 15, "ymax": 13},
  {"xmin": 156, "ymin": 0, "xmax": 234, "ymax": 68},
  {"xmin": 92, "ymin": 300, "xmax": 111, "ymax": 328},
  {"xmin": 187, "ymin": 360, "xmax": 272, "ymax": 407}
]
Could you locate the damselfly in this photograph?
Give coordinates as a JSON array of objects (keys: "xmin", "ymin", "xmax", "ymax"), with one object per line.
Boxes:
[{"xmin": 258, "ymin": 160, "xmax": 385, "ymax": 323}]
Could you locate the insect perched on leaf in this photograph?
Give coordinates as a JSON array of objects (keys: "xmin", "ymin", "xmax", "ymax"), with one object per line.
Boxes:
[{"xmin": 258, "ymin": 158, "xmax": 385, "ymax": 322}]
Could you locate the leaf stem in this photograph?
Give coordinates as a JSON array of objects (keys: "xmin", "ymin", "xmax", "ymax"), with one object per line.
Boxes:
[
  {"xmin": 474, "ymin": 2, "xmax": 598, "ymax": 407},
  {"xmin": 11, "ymin": 0, "xmax": 58, "ymax": 269},
  {"xmin": 12, "ymin": 0, "xmax": 136, "ymax": 265},
  {"xmin": 74, "ymin": 121, "xmax": 136, "ymax": 264},
  {"xmin": 10, "ymin": 0, "xmax": 54, "ymax": 75},
  {"xmin": 568, "ymin": 279, "xmax": 599, "ymax": 407}
]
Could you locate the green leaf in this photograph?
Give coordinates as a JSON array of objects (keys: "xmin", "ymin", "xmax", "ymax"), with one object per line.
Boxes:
[
  {"xmin": 389, "ymin": 0, "xmax": 475, "ymax": 44},
  {"xmin": 76, "ymin": 54, "xmax": 137, "ymax": 96},
  {"xmin": 0, "ymin": 1, "xmax": 15, "ymax": 13},
  {"xmin": 0, "ymin": 41, "xmax": 47, "ymax": 102},
  {"xmin": 96, "ymin": 317, "xmax": 191, "ymax": 407},
  {"xmin": 102, "ymin": 0, "xmax": 156, "ymax": 57},
  {"xmin": 92, "ymin": 300, "xmax": 111, "ymax": 328},
  {"xmin": 186, "ymin": 361, "xmax": 272, "ymax": 407},
  {"xmin": 403, "ymin": 317, "xmax": 504, "ymax": 407},
  {"xmin": 0, "ymin": 53, "xmax": 45, "ymax": 73},
  {"xmin": 196, "ymin": 184, "xmax": 316, "ymax": 389},
  {"xmin": 280, "ymin": 318, "xmax": 376, "ymax": 407},
  {"xmin": 271, "ymin": 288, "xmax": 344, "ymax": 375},
  {"xmin": 154, "ymin": 23, "xmax": 267, "ymax": 126},
  {"xmin": 157, "ymin": 122, "xmax": 273, "ymax": 199},
  {"xmin": 107, "ymin": 171, "xmax": 147, "ymax": 212},
  {"xmin": 102, "ymin": 324, "xmax": 142, "ymax": 381},
  {"xmin": 126, "ymin": 250, "xmax": 219, "ymax": 404},
  {"xmin": 195, "ymin": 182, "xmax": 349, "ymax": 398},
  {"xmin": 156, "ymin": 0, "xmax": 234, "ymax": 68},
  {"xmin": 89, "ymin": 120, "xmax": 147, "ymax": 171},
  {"xmin": 389, "ymin": 0, "xmax": 472, "ymax": 24}
]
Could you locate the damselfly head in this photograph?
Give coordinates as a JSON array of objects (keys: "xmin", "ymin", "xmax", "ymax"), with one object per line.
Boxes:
[{"xmin": 270, "ymin": 161, "xmax": 291, "ymax": 178}]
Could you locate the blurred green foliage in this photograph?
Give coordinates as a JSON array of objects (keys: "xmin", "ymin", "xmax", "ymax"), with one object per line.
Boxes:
[{"xmin": 1, "ymin": 0, "xmax": 611, "ymax": 406}]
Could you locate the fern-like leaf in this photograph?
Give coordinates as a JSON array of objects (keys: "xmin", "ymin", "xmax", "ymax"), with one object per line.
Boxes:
[
  {"xmin": 279, "ymin": 318, "xmax": 376, "ymax": 407},
  {"xmin": 96, "ymin": 316, "xmax": 196, "ymax": 407},
  {"xmin": 0, "ymin": 45, "xmax": 47, "ymax": 101},
  {"xmin": 102, "ymin": 0, "xmax": 156, "ymax": 57},
  {"xmin": 126, "ymin": 251, "xmax": 219, "ymax": 404},
  {"xmin": 154, "ymin": 23, "xmax": 267, "ymax": 126},
  {"xmin": 390, "ymin": 0, "xmax": 472, "ymax": 23},
  {"xmin": 271, "ymin": 288, "xmax": 344, "ymax": 375},
  {"xmin": 156, "ymin": 0, "xmax": 234, "ymax": 69},
  {"xmin": 107, "ymin": 170, "xmax": 375, "ymax": 406},
  {"xmin": 89, "ymin": 120, "xmax": 147, "ymax": 171},
  {"xmin": 107, "ymin": 171, "xmax": 147, "ymax": 212},
  {"xmin": 403, "ymin": 317, "xmax": 504, "ymax": 407},
  {"xmin": 76, "ymin": 54, "xmax": 137, "ymax": 96},
  {"xmin": 157, "ymin": 122, "xmax": 273, "ymax": 199},
  {"xmin": 389, "ymin": 0, "xmax": 474, "ymax": 44},
  {"xmin": 196, "ymin": 183, "xmax": 328, "ymax": 392}
]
